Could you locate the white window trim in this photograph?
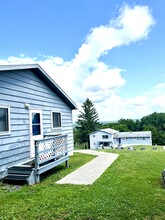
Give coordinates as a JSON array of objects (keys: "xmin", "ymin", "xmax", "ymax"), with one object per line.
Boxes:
[
  {"xmin": 0, "ymin": 105, "xmax": 11, "ymax": 136},
  {"xmin": 51, "ymin": 111, "xmax": 62, "ymax": 130}
]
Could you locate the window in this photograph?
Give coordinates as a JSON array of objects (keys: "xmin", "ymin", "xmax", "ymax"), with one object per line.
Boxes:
[
  {"xmin": 102, "ymin": 135, "xmax": 108, "ymax": 139},
  {"xmin": 0, "ymin": 106, "xmax": 10, "ymax": 135},
  {"xmin": 52, "ymin": 112, "xmax": 61, "ymax": 129},
  {"xmin": 32, "ymin": 113, "xmax": 41, "ymax": 136}
]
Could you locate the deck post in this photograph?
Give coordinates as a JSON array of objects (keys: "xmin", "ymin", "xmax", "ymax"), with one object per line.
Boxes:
[
  {"xmin": 65, "ymin": 160, "xmax": 69, "ymax": 168},
  {"xmin": 65, "ymin": 142, "xmax": 69, "ymax": 167},
  {"xmin": 34, "ymin": 141, "xmax": 40, "ymax": 183}
]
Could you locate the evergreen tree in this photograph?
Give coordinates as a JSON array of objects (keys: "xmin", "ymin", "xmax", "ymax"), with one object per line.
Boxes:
[{"xmin": 75, "ymin": 98, "xmax": 100, "ymax": 144}]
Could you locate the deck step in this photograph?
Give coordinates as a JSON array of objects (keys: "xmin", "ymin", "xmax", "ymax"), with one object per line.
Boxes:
[
  {"xmin": 8, "ymin": 166, "xmax": 33, "ymax": 175},
  {"xmin": 3, "ymin": 174, "xmax": 29, "ymax": 181},
  {"xmin": 2, "ymin": 154, "xmax": 69, "ymax": 185},
  {"xmin": 2, "ymin": 164, "xmax": 34, "ymax": 184}
]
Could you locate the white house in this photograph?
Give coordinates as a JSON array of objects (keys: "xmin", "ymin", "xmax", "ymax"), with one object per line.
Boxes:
[
  {"xmin": 89, "ymin": 128, "xmax": 118, "ymax": 149},
  {"xmin": 89, "ymin": 129, "xmax": 152, "ymax": 149},
  {"xmin": 113, "ymin": 131, "xmax": 152, "ymax": 147}
]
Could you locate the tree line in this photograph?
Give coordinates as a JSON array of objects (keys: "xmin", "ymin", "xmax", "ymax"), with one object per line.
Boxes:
[{"xmin": 74, "ymin": 98, "xmax": 165, "ymax": 146}]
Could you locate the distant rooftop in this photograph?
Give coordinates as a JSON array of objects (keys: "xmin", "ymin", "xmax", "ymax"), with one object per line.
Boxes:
[
  {"xmin": 114, "ymin": 131, "xmax": 152, "ymax": 138},
  {"xmin": 101, "ymin": 128, "xmax": 119, "ymax": 134}
]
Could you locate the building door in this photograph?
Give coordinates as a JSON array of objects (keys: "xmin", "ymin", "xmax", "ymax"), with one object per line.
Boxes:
[{"xmin": 29, "ymin": 110, "xmax": 43, "ymax": 158}]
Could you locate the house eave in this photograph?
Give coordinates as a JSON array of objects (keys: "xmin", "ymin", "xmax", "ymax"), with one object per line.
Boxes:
[{"xmin": 0, "ymin": 64, "xmax": 77, "ymax": 110}]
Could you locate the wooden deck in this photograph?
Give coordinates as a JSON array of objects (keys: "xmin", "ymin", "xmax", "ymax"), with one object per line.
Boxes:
[
  {"xmin": 2, "ymin": 135, "xmax": 69, "ymax": 185},
  {"xmin": 34, "ymin": 134, "xmax": 69, "ymax": 183}
]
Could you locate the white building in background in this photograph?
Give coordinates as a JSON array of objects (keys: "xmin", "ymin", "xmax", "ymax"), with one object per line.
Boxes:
[
  {"xmin": 89, "ymin": 128, "xmax": 118, "ymax": 149},
  {"xmin": 89, "ymin": 129, "xmax": 152, "ymax": 149}
]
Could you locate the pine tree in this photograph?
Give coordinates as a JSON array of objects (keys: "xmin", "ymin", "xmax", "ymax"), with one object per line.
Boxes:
[{"xmin": 75, "ymin": 98, "xmax": 100, "ymax": 144}]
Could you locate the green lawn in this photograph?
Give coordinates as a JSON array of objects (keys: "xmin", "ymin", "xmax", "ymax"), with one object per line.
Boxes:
[{"xmin": 1, "ymin": 146, "xmax": 165, "ymax": 220}]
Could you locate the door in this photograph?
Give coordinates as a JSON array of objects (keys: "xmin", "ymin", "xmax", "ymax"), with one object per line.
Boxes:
[{"xmin": 29, "ymin": 110, "xmax": 43, "ymax": 158}]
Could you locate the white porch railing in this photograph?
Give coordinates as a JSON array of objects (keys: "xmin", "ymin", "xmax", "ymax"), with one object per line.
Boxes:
[{"xmin": 34, "ymin": 134, "xmax": 69, "ymax": 183}]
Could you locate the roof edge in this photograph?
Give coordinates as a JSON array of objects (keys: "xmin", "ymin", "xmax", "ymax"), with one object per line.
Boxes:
[
  {"xmin": 0, "ymin": 64, "xmax": 38, "ymax": 71},
  {"xmin": 0, "ymin": 64, "xmax": 77, "ymax": 110}
]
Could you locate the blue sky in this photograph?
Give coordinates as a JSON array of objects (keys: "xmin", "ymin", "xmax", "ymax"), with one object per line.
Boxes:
[{"xmin": 0, "ymin": 0, "xmax": 164, "ymax": 121}]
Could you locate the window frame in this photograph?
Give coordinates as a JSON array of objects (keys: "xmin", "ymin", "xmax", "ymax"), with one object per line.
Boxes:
[
  {"xmin": 102, "ymin": 135, "xmax": 108, "ymax": 139},
  {"xmin": 0, "ymin": 105, "xmax": 10, "ymax": 136},
  {"xmin": 51, "ymin": 111, "xmax": 62, "ymax": 130}
]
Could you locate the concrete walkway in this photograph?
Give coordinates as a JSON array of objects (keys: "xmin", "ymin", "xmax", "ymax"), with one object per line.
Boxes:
[{"xmin": 56, "ymin": 150, "xmax": 119, "ymax": 185}]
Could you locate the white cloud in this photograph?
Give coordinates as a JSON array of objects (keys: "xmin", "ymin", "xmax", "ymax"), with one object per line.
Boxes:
[
  {"xmin": 68, "ymin": 4, "xmax": 155, "ymax": 103},
  {"xmin": 95, "ymin": 84, "xmax": 165, "ymax": 121},
  {"xmin": 114, "ymin": 5, "xmax": 155, "ymax": 41},
  {"xmin": 83, "ymin": 64, "xmax": 125, "ymax": 91},
  {"xmin": 0, "ymin": 56, "xmax": 36, "ymax": 64},
  {"xmin": 0, "ymin": 4, "xmax": 158, "ymax": 122}
]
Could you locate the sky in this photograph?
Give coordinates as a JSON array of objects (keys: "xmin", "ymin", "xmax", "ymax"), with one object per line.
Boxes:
[{"xmin": 0, "ymin": 0, "xmax": 164, "ymax": 122}]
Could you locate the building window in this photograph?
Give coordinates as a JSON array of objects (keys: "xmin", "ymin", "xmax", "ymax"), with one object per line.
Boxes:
[
  {"xmin": 102, "ymin": 135, "xmax": 108, "ymax": 139},
  {"xmin": 0, "ymin": 106, "xmax": 10, "ymax": 135},
  {"xmin": 93, "ymin": 135, "xmax": 95, "ymax": 137},
  {"xmin": 32, "ymin": 112, "xmax": 41, "ymax": 136},
  {"xmin": 52, "ymin": 112, "xmax": 61, "ymax": 129}
]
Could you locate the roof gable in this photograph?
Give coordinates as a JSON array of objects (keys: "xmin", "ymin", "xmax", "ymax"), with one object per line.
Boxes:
[
  {"xmin": 90, "ymin": 128, "xmax": 118, "ymax": 135},
  {"xmin": 101, "ymin": 128, "xmax": 119, "ymax": 134},
  {"xmin": 0, "ymin": 64, "xmax": 77, "ymax": 109}
]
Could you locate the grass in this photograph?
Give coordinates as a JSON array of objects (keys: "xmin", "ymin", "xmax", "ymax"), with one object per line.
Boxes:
[{"xmin": 1, "ymin": 146, "xmax": 165, "ymax": 220}]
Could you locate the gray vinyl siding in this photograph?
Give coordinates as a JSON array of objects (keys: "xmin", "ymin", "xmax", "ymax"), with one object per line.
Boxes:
[{"xmin": 0, "ymin": 69, "xmax": 74, "ymax": 177}]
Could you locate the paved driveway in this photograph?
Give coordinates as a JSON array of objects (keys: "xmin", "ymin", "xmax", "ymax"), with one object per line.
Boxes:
[{"xmin": 56, "ymin": 150, "xmax": 119, "ymax": 185}]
